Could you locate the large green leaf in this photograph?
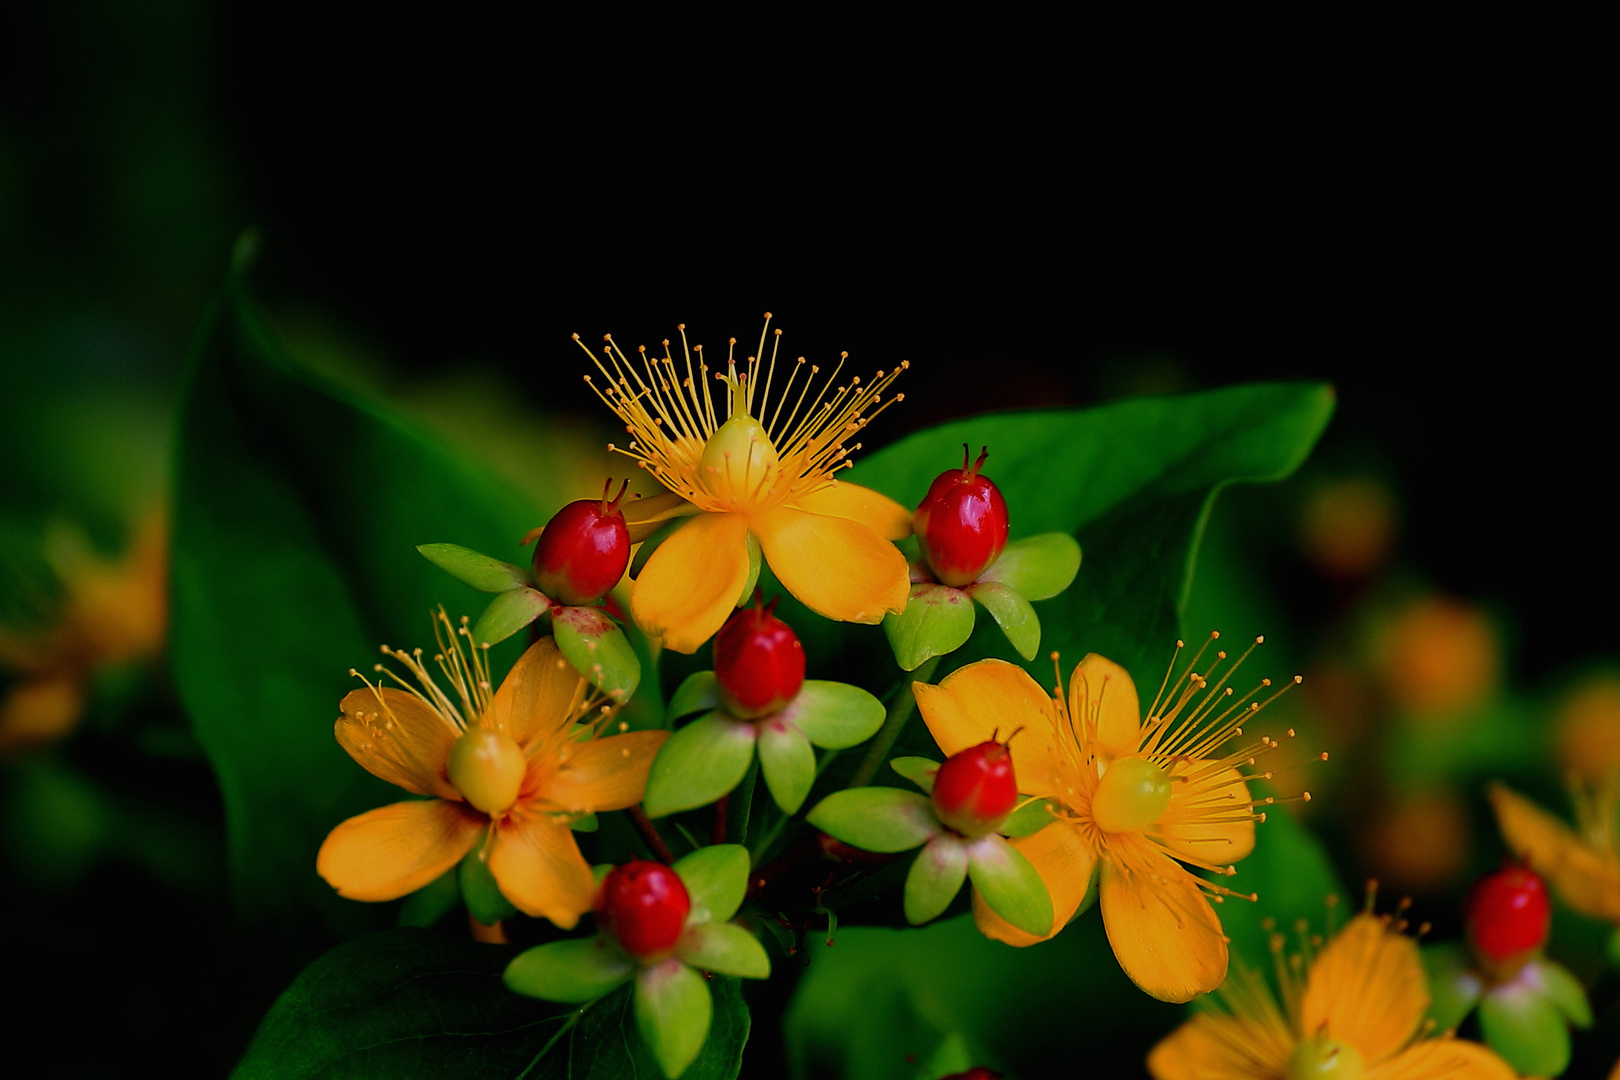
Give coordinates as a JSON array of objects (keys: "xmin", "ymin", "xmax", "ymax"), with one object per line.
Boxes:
[
  {"xmin": 234, "ymin": 929, "xmax": 749, "ymax": 1079},
  {"xmin": 171, "ymin": 274, "xmax": 542, "ymax": 934}
]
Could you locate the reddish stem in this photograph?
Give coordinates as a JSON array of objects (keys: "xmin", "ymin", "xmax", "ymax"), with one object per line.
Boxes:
[{"xmin": 627, "ymin": 804, "xmax": 675, "ymax": 864}]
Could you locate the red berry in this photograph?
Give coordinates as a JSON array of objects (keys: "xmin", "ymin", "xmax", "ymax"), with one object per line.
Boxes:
[
  {"xmin": 1465, "ymin": 861, "xmax": 1550, "ymax": 972},
  {"xmin": 595, "ymin": 860, "xmax": 691, "ymax": 959},
  {"xmin": 531, "ymin": 480, "xmax": 632, "ymax": 606},
  {"xmin": 931, "ymin": 738, "xmax": 1019, "ymax": 838},
  {"xmin": 913, "ymin": 445, "xmax": 1009, "ymax": 588},
  {"xmin": 713, "ymin": 596, "xmax": 805, "ymax": 720},
  {"xmin": 940, "ymin": 1069, "xmax": 1001, "ymax": 1080}
]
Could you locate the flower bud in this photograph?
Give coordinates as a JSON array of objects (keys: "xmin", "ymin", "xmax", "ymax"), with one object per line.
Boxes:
[
  {"xmin": 714, "ymin": 596, "xmax": 805, "ymax": 720},
  {"xmin": 931, "ymin": 738, "xmax": 1019, "ymax": 838},
  {"xmin": 531, "ymin": 480, "xmax": 632, "ymax": 606},
  {"xmin": 1465, "ymin": 861, "xmax": 1550, "ymax": 975},
  {"xmin": 914, "ymin": 445, "xmax": 1009, "ymax": 587},
  {"xmin": 595, "ymin": 860, "xmax": 691, "ymax": 960}
]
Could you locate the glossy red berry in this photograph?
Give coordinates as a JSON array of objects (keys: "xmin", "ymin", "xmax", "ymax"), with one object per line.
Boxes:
[
  {"xmin": 931, "ymin": 737, "xmax": 1019, "ymax": 838},
  {"xmin": 914, "ymin": 445, "xmax": 1009, "ymax": 588},
  {"xmin": 713, "ymin": 595, "xmax": 805, "ymax": 720},
  {"xmin": 531, "ymin": 480, "xmax": 632, "ymax": 606},
  {"xmin": 1465, "ymin": 861, "xmax": 1550, "ymax": 972},
  {"xmin": 595, "ymin": 860, "xmax": 691, "ymax": 960}
]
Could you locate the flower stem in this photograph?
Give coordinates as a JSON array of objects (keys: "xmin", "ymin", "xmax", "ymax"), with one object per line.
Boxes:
[
  {"xmin": 713, "ymin": 795, "xmax": 729, "ymax": 846},
  {"xmin": 626, "ymin": 804, "xmax": 675, "ymax": 864},
  {"xmin": 847, "ymin": 656, "xmax": 940, "ymax": 788}
]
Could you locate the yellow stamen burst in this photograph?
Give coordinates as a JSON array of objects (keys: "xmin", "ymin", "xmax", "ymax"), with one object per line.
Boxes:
[{"xmin": 575, "ymin": 314, "xmax": 908, "ymax": 512}]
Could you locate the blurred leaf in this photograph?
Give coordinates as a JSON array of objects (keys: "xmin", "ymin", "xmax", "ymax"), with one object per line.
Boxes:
[
  {"xmin": 397, "ymin": 869, "xmax": 459, "ymax": 929},
  {"xmin": 471, "ymin": 586, "xmax": 550, "ymax": 646},
  {"xmin": 674, "ymin": 921, "xmax": 771, "ymax": 979},
  {"xmin": 416, "ymin": 542, "xmax": 530, "ymax": 592},
  {"xmin": 1534, "ymin": 958, "xmax": 1592, "ymax": 1028},
  {"xmin": 459, "ymin": 850, "xmax": 517, "ymax": 926},
  {"xmin": 635, "ymin": 960, "xmax": 713, "ymax": 1080},
  {"xmin": 668, "ymin": 671, "xmax": 719, "ymax": 722},
  {"xmin": 1479, "ymin": 978, "xmax": 1572, "ymax": 1077},
  {"xmin": 1422, "ymin": 943, "xmax": 1483, "ymax": 1032},
  {"xmin": 505, "ymin": 938, "xmax": 633, "ymax": 1004}
]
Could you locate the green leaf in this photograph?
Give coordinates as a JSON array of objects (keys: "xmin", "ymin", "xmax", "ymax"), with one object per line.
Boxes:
[
  {"xmin": 505, "ymin": 938, "xmax": 634, "ymax": 1004},
  {"xmin": 642, "ymin": 713, "xmax": 758, "ymax": 818},
  {"xmin": 471, "ymin": 586, "xmax": 551, "ymax": 647},
  {"xmin": 807, "ymin": 788, "xmax": 941, "ymax": 853},
  {"xmin": 967, "ymin": 580, "xmax": 1040, "ymax": 661},
  {"xmin": 882, "ymin": 583, "xmax": 976, "ymax": 672},
  {"xmin": 172, "ymin": 277, "xmax": 541, "ymax": 935},
  {"xmin": 1421, "ymin": 943, "xmax": 1483, "ymax": 1032},
  {"xmin": 673, "ymin": 844, "xmax": 751, "ymax": 925},
  {"xmin": 999, "ymin": 797, "xmax": 1057, "ymax": 838},
  {"xmin": 458, "ymin": 850, "xmax": 517, "ymax": 926},
  {"xmin": 978, "ymin": 532, "xmax": 1081, "ymax": 601},
  {"xmin": 676, "ymin": 921, "xmax": 771, "ymax": 979},
  {"xmin": 890, "ymin": 756, "xmax": 939, "ymax": 794},
  {"xmin": 635, "ymin": 959, "xmax": 713, "ymax": 1079},
  {"xmin": 396, "ymin": 868, "xmax": 459, "ymax": 929},
  {"xmin": 668, "ymin": 671, "xmax": 720, "ymax": 721},
  {"xmin": 904, "ymin": 835, "xmax": 968, "ymax": 925},
  {"xmin": 416, "ymin": 542, "xmax": 531, "ymax": 592},
  {"xmin": 1532, "ymin": 958, "xmax": 1592, "ymax": 1028},
  {"xmin": 783, "ymin": 680, "xmax": 887, "ymax": 749},
  {"xmin": 570, "ymin": 812, "xmax": 599, "ymax": 833},
  {"xmin": 964, "ymin": 833, "xmax": 1052, "ymax": 937},
  {"xmin": 1479, "ymin": 979, "xmax": 1572, "ymax": 1077},
  {"xmin": 757, "ymin": 719, "xmax": 816, "ymax": 813},
  {"xmin": 552, "ymin": 603, "xmax": 641, "ymax": 701}
]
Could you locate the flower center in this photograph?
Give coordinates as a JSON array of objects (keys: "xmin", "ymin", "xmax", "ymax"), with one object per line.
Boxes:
[
  {"xmin": 1286, "ymin": 1035, "xmax": 1364, "ymax": 1080},
  {"xmin": 700, "ymin": 414, "xmax": 781, "ymax": 508},
  {"xmin": 447, "ymin": 728, "xmax": 526, "ymax": 814},
  {"xmin": 1091, "ymin": 756, "xmax": 1171, "ymax": 834}
]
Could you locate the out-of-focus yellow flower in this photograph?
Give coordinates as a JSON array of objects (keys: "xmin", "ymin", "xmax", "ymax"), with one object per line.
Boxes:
[
  {"xmin": 1298, "ymin": 476, "xmax": 1398, "ymax": 579},
  {"xmin": 1554, "ymin": 673, "xmax": 1620, "ymax": 783},
  {"xmin": 0, "ymin": 513, "xmax": 167, "ymax": 752},
  {"xmin": 1358, "ymin": 786, "xmax": 1471, "ymax": 894},
  {"xmin": 1488, "ymin": 779, "xmax": 1620, "ymax": 927},
  {"xmin": 915, "ymin": 636, "xmax": 1313, "ymax": 1003},
  {"xmin": 316, "ymin": 615, "xmax": 667, "ymax": 929},
  {"xmin": 577, "ymin": 317, "xmax": 911, "ymax": 653},
  {"xmin": 1374, "ymin": 595, "xmax": 1499, "ymax": 721},
  {"xmin": 1148, "ymin": 911, "xmax": 1516, "ymax": 1079}
]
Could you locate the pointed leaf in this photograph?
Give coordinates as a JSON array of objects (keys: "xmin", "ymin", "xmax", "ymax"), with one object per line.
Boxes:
[
  {"xmin": 1532, "ymin": 958, "xmax": 1592, "ymax": 1028},
  {"xmin": 978, "ymin": 532, "xmax": 1081, "ymax": 601},
  {"xmin": 673, "ymin": 844, "xmax": 751, "ymax": 925},
  {"xmin": 668, "ymin": 671, "xmax": 720, "ymax": 721},
  {"xmin": 904, "ymin": 835, "xmax": 969, "ymax": 925},
  {"xmin": 504, "ymin": 938, "xmax": 634, "ymax": 1004},
  {"xmin": 807, "ymin": 788, "xmax": 941, "ymax": 853},
  {"xmin": 1478, "ymin": 979, "xmax": 1572, "ymax": 1077},
  {"xmin": 882, "ymin": 583, "xmax": 976, "ymax": 671},
  {"xmin": 553, "ymin": 604, "xmax": 641, "ymax": 701},
  {"xmin": 635, "ymin": 959, "xmax": 713, "ymax": 1080},
  {"xmin": 458, "ymin": 850, "xmax": 517, "ymax": 926},
  {"xmin": 1421, "ymin": 942, "xmax": 1483, "ymax": 1032},
  {"xmin": 890, "ymin": 756, "xmax": 939, "ymax": 794},
  {"xmin": 999, "ymin": 797, "xmax": 1057, "ymax": 838},
  {"xmin": 965, "ymin": 833, "xmax": 1053, "ymax": 937},
  {"xmin": 783, "ymin": 680, "xmax": 886, "ymax": 749},
  {"xmin": 417, "ymin": 542, "xmax": 532, "ymax": 593},
  {"xmin": 676, "ymin": 921, "xmax": 771, "ymax": 979},
  {"xmin": 967, "ymin": 580, "xmax": 1040, "ymax": 661},
  {"xmin": 471, "ymin": 586, "xmax": 550, "ymax": 646},
  {"xmin": 642, "ymin": 713, "xmax": 757, "ymax": 818},
  {"xmin": 757, "ymin": 719, "xmax": 817, "ymax": 813}
]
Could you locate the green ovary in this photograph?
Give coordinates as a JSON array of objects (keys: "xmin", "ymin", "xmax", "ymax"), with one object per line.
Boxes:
[
  {"xmin": 1090, "ymin": 756, "xmax": 1172, "ymax": 834},
  {"xmin": 1286, "ymin": 1035, "xmax": 1364, "ymax": 1080},
  {"xmin": 448, "ymin": 728, "xmax": 526, "ymax": 814},
  {"xmin": 701, "ymin": 415, "xmax": 780, "ymax": 505}
]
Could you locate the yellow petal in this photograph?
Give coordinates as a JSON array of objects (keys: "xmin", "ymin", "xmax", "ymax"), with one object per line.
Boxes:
[
  {"xmin": 622, "ymin": 491, "xmax": 703, "ymax": 543},
  {"xmin": 1488, "ymin": 782, "xmax": 1620, "ymax": 922},
  {"xmin": 972, "ymin": 819, "xmax": 1096, "ymax": 946},
  {"xmin": 1155, "ymin": 761, "xmax": 1256, "ymax": 866},
  {"xmin": 1302, "ymin": 914, "xmax": 1428, "ymax": 1065},
  {"xmin": 316, "ymin": 799, "xmax": 483, "ymax": 902},
  {"xmin": 1098, "ymin": 837, "xmax": 1227, "ymax": 1002},
  {"xmin": 631, "ymin": 512, "xmax": 751, "ymax": 654},
  {"xmin": 1069, "ymin": 653, "xmax": 1141, "ymax": 759},
  {"xmin": 486, "ymin": 811, "xmax": 597, "ymax": 929},
  {"xmin": 542, "ymin": 730, "xmax": 670, "ymax": 812},
  {"xmin": 482, "ymin": 637, "xmax": 586, "ymax": 749},
  {"xmin": 789, "ymin": 480, "xmax": 913, "ymax": 541},
  {"xmin": 1148, "ymin": 1013, "xmax": 1291, "ymax": 1080},
  {"xmin": 926, "ymin": 659, "xmax": 1067, "ymax": 797},
  {"xmin": 335, "ymin": 687, "xmax": 460, "ymax": 799},
  {"xmin": 751, "ymin": 506, "xmax": 908, "ymax": 624},
  {"xmin": 1365, "ymin": 1038, "xmax": 1518, "ymax": 1080}
]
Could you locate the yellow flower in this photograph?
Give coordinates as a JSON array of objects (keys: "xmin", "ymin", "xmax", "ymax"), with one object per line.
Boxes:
[
  {"xmin": 316, "ymin": 614, "xmax": 667, "ymax": 929},
  {"xmin": 1488, "ymin": 777, "xmax": 1620, "ymax": 926},
  {"xmin": 1148, "ymin": 911, "xmax": 1517, "ymax": 1080},
  {"xmin": 915, "ymin": 637, "xmax": 1311, "ymax": 1002},
  {"xmin": 576, "ymin": 316, "xmax": 912, "ymax": 653}
]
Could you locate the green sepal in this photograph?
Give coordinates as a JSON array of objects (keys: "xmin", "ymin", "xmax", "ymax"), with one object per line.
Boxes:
[
  {"xmin": 1479, "ymin": 979, "xmax": 1572, "ymax": 1078},
  {"xmin": 504, "ymin": 938, "xmax": 634, "ymax": 1004},
  {"xmin": 903, "ymin": 835, "xmax": 968, "ymax": 925},
  {"xmin": 807, "ymin": 788, "xmax": 941, "ymax": 853},
  {"xmin": 571, "ymin": 811, "xmax": 599, "ymax": 832},
  {"xmin": 1421, "ymin": 943, "xmax": 1482, "ymax": 1032},
  {"xmin": 736, "ymin": 533, "xmax": 762, "ymax": 607},
  {"xmin": 553, "ymin": 604, "xmax": 641, "ymax": 701},
  {"xmin": 890, "ymin": 756, "xmax": 939, "ymax": 794},
  {"xmin": 978, "ymin": 532, "xmax": 1081, "ymax": 601},
  {"xmin": 757, "ymin": 720, "xmax": 816, "ymax": 814},
  {"xmin": 883, "ymin": 582, "xmax": 976, "ymax": 671},
  {"xmin": 634, "ymin": 959, "xmax": 713, "ymax": 1080},
  {"xmin": 783, "ymin": 680, "xmax": 886, "ymax": 749},
  {"xmin": 999, "ymin": 796, "xmax": 1057, "ymax": 838},
  {"xmin": 673, "ymin": 843, "xmax": 751, "ymax": 925},
  {"xmin": 967, "ymin": 580, "xmax": 1040, "ymax": 661},
  {"xmin": 458, "ymin": 850, "xmax": 517, "ymax": 926},
  {"xmin": 416, "ymin": 542, "xmax": 532, "ymax": 592},
  {"xmin": 631, "ymin": 516, "xmax": 687, "ymax": 579},
  {"xmin": 642, "ymin": 713, "xmax": 758, "ymax": 818},
  {"xmin": 668, "ymin": 671, "xmax": 720, "ymax": 721},
  {"xmin": 470, "ymin": 586, "xmax": 550, "ymax": 646},
  {"xmin": 396, "ymin": 868, "xmax": 459, "ymax": 928},
  {"xmin": 675, "ymin": 921, "xmax": 771, "ymax": 979},
  {"xmin": 965, "ymin": 833, "xmax": 1053, "ymax": 938},
  {"xmin": 1532, "ymin": 958, "xmax": 1593, "ymax": 1028}
]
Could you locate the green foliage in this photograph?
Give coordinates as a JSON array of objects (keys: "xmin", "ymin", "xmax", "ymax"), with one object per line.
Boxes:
[
  {"xmin": 643, "ymin": 714, "xmax": 757, "ymax": 818},
  {"xmin": 505, "ymin": 938, "xmax": 634, "ymax": 1004},
  {"xmin": 1421, "ymin": 943, "xmax": 1483, "ymax": 1032},
  {"xmin": 757, "ymin": 721, "xmax": 816, "ymax": 813},
  {"xmin": 784, "ymin": 680, "xmax": 886, "ymax": 748},
  {"xmin": 963, "ymin": 833, "xmax": 1053, "ymax": 937},
  {"xmin": 675, "ymin": 922, "xmax": 771, "ymax": 979},
  {"xmin": 966, "ymin": 580, "xmax": 1039, "ymax": 661},
  {"xmin": 416, "ymin": 542, "xmax": 531, "ymax": 592},
  {"xmin": 635, "ymin": 960, "xmax": 714, "ymax": 1079},
  {"xmin": 904, "ymin": 835, "xmax": 969, "ymax": 924},
  {"xmin": 884, "ymin": 583, "xmax": 977, "ymax": 671},
  {"xmin": 673, "ymin": 844, "xmax": 751, "ymax": 925},
  {"xmin": 1479, "ymin": 978, "xmax": 1572, "ymax": 1077},
  {"xmin": 668, "ymin": 671, "xmax": 719, "ymax": 721},
  {"xmin": 458, "ymin": 850, "xmax": 517, "ymax": 926},
  {"xmin": 889, "ymin": 756, "xmax": 939, "ymax": 794},
  {"xmin": 979, "ymin": 532, "xmax": 1082, "ymax": 601},
  {"xmin": 808, "ymin": 787, "xmax": 941, "ymax": 853},
  {"xmin": 999, "ymin": 796, "xmax": 1057, "ymax": 838},
  {"xmin": 552, "ymin": 603, "xmax": 641, "ymax": 700},
  {"xmin": 1535, "ymin": 958, "xmax": 1593, "ymax": 1028},
  {"xmin": 470, "ymin": 585, "xmax": 549, "ymax": 645}
]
